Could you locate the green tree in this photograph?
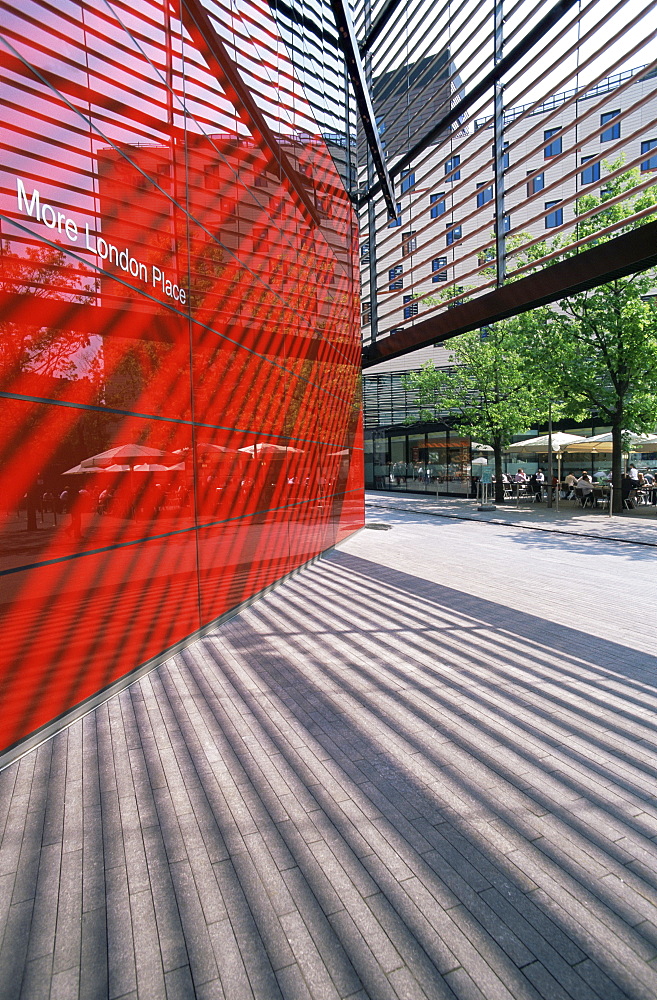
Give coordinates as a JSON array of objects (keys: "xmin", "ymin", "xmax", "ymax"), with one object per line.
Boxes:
[
  {"xmin": 403, "ymin": 322, "xmax": 544, "ymax": 503},
  {"xmin": 516, "ymin": 162, "xmax": 657, "ymax": 511}
]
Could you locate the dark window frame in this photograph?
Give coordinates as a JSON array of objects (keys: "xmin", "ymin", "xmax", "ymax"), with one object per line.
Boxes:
[
  {"xmin": 600, "ymin": 110, "xmax": 621, "ymax": 142},
  {"xmin": 430, "ymin": 193, "xmax": 446, "ymax": 219},
  {"xmin": 580, "ymin": 156, "xmax": 600, "ymax": 185},
  {"xmin": 431, "ymin": 257, "xmax": 448, "ymax": 282},
  {"xmin": 641, "ymin": 138, "xmax": 657, "ymax": 172},
  {"xmin": 544, "ymin": 128, "xmax": 562, "ymax": 158},
  {"xmin": 545, "ymin": 200, "xmax": 563, "ymax": 228},
  {"xmin": 388, "ymin": 265, "xmax": 403, "ymax": 291}
]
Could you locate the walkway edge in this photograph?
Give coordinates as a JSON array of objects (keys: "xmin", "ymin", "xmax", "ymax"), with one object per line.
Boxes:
[{"xmin": 365, "ymin": 500, "xmax": 657, "ymax": 548}]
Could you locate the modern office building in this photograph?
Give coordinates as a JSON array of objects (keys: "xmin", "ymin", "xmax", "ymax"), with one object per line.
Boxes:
[
  {"xmin": 362, "ymin": 62, "xmax": 657, "ymax": 342},
  {"xmin": 1, "ymin": 0, "xmax": 655, "ymax": 755},
  {"xmin": 360, "ymin": 53, "xmax": 657, "ymax": 493},
  {"xmin": 0, "ymin": 0, "xmax": 363, "ymax": 759}
]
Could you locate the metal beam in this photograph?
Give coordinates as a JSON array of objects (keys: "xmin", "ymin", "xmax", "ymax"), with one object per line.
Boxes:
[
  {"xmin": 182, "ymin": 0, "xmax": 321, "ymax": 228},
  {"xmin": 359, "ymin": 0, "xmax": 579, "ymax": 207},
  {"xmin": 329, "ymin": 0, "xmax": 397, "ymax": 219},
  {"xmin": 362, "ymin": 221, "xmax": 657, "ymax": 367},
  {"xmin": 359, "ymin": 0, "xmax": 405, "ymax": 56}
]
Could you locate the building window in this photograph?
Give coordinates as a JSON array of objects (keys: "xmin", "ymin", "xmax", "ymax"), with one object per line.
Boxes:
[
  {"xmin": 601, "ymin": 110, "xmax": 621, "ymax": 142},
  {"xmin": 388, "ymin": 265, "xmax": 403, "ymax": 290},
  {"xmin": 503, "ymin": 214, "xmax": 511, "ymax": 233},
  {"xmin": 400, "ymin": 169, "xmax": 415, "ymax": 194},
  {"xmin": 431, "ymin": 257, "xmax": 447, "ymax": 282},
  {"xmin": 445, "ymin": 155, "xmax": 460, "ymax": 181},
  {"xmin": 492, "ymin": 142, "xmax": 510, "ymax": 170},
  {"xmin": 360, "ymin": 241, "xmax": 370, "ymax": 265},
  {"xmin": 545, "ymin": 201, "xmax": 563, "ymax": 228},
  {"xmin": 544, "ymin": 128, "xmax": 562, "ymax": 158},
  {"xmin": 446, "ymin": 223, "xmax": 462, "ymax": 246},
  {"xmin": 476, "ymin": 183, "xmax": 493, "ymax": 207},
  {"xmin": 430, "ymin": 193, "xmax": 446, "ymax": 218},
  {"xmin": 403, "ymin": 295, "xmax": 418, "ymax": 319},
  {"xmin": 527, "ymin": 171, "xmax": 544, "ymax": 196},
  {"xmin": 580, "ymin": 156, "xmax": 600, "ymax": 184},
  {"xmin": 361, "ymin": 300, "xmax": 371, "ymax": 326},
  {"xmin": 388, "ymin": 203, "xmax": 402, "ymax": 227},
  {"xmin": 254, "ymin": 173, "xmax": 269, "ymax": 188},
  {"xmin": 401, "ymin": 231, "xmax": 417, "ymax": 256},
  {"xmin": 641, "ymin": 139, "xmax": 657, "ymax": 171}
]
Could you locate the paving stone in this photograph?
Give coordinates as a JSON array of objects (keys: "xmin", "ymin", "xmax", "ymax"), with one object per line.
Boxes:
[
  {"xmin": 164, "ymin": 964, "xmax": 196, "ymax": 1000},
  {"xmin": 4, "ymin": 514, "xmax": 657, "ymax": 999},
  {"xmin": 79, "ymin": 906, "xmax": 108, "ymax": 1000}
]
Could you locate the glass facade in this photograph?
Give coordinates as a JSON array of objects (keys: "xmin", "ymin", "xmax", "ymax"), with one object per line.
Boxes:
[{"xmin": 0, "ymin": 0, "xmax": 363, "ymax": 753}]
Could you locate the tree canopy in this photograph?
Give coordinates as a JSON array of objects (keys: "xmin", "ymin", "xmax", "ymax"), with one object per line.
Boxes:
[{"xmin": 402, "ymin": 320, "xmax": 545, "ymax": 501}]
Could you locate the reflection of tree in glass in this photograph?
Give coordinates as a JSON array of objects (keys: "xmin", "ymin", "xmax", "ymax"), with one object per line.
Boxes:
[{"xmin": 0, "ymin": 241, "xmax": 96, "ymax": 386}]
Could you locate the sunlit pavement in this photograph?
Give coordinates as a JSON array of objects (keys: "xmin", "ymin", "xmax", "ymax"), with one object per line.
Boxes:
[
  {"xmin": 366, "ymin": 489, "xmax": 657, "ymax": 547},
  {"xmin": 1, "ymin": 506, "xmax": 657, "ymax": 999}
]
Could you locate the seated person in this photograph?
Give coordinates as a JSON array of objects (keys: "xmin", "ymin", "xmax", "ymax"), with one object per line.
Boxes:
[
  {"xmin": 575, "ymin": 473, "xmax": 594, "ymax": 506},
  {"xmin": 621, "ymin": 473, "xmax": 636, "ymax": 506},
  {"xmin": 564, "ymin": 472, "xmax": 578, "ymax": 498},
  {"xmin": 530, "ymin": 468, "xmax": 545, "ymax": 501}
]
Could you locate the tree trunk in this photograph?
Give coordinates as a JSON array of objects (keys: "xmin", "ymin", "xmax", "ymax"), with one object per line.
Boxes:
[
  {"xmin": 611, "ymin": 420, "xmax": 623, "ymax": 514},
  {"xmin": 493, "ymin": 439, "xmax": 504, "ymax": 504}
]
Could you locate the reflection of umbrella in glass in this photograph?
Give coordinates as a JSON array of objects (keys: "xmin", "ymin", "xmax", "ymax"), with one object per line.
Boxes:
[
  {"xmin": 133, "ymin": 462, "xmax": 185, "ymax": 472},
  {"xmin": 238, "ymin": 443, "xmax": 304, "ymax": 457},
  {"xmin": 64, "ymin": 462, "xmax": 134, "ymax": 475},
  {"xmin": 173, "ymin": 443, "xmax": 237, "ymax": 456},
  {"xmin": 80, "ymin": 444, "xmax": 180, "ymax": 469},
  {"xmin": 471, "ymin": 456, "xmax": 488, "ymax": 466}
]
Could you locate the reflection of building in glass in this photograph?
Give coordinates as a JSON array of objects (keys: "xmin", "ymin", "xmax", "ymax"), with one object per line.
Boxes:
[
  {"xmin": 0, "ymin": 0, "xmax": 362, "ymax": 759},
  {"xmin": 368, "ymin": 53, "xmax": 458, "ymax": 161}
]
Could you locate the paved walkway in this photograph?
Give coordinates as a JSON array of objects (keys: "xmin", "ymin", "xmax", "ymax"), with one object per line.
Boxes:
[
  {"xmin": 365, "ymin": 489, "xmax": 657, "ymax": 547},
  {"xmin": 1, "ymin": 509, "xmax": 657, "ymax": 999}
]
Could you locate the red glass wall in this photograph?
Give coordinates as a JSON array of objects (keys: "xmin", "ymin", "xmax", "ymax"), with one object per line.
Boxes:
[{"xmin": 0, "ymin": 0, "xmax": 363, "ymax": 754}]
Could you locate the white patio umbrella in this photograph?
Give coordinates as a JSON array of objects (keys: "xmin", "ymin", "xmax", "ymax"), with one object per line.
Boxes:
[
  {"xmin": 471, "ymin": 442, "xmax": 493, "ymax": 452},
  {"xmin": 471, "ymin": 456, "xmax": 488, "ymax": 465},
  {"xmin": 506, "ymin": 432, "xmax": 587, "ymax": 454},
  {"xmin": 506, "ymin": 432, "xmax": 587, "ymax": 483}
]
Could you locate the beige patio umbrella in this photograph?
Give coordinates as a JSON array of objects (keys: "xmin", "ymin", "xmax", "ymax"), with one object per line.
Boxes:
[{"xmin": 562, "ymin": 431, "xmax": 657, "ymax": 454}]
